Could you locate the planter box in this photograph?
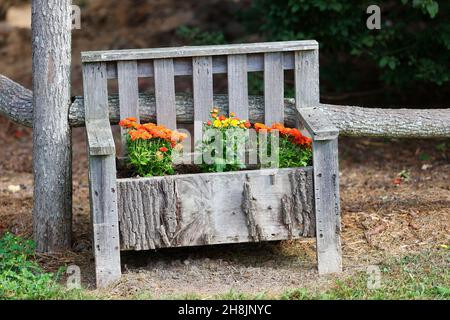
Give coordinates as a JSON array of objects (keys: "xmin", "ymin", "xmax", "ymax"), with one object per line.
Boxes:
[{"xmin": 117, "ymin": 167, "xmax": 315, "ymax": 250}]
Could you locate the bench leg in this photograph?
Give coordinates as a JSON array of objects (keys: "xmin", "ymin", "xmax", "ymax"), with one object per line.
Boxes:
[
  {"xmin": 89, "ymin": 154, "xmax": 122, "ymax": 288},
  {"xmin": 313, "ymin": 138, "xmax": 342, "ymax": 274}
]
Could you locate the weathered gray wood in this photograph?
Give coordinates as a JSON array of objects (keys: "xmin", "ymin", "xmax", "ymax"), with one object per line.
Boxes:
[
  {"xmin": 295, "ymin": 50, "xmax": 319, "ymax": 110},
  {"xmin": 83, "ymin": 60, "xmax": 121, "ymax": 287},
  {"xmin": 82, "ymin": 63, "xmax": 108, "ymax": 120},
  {"xmin": 227, "ymin": 54, "xmax": 249, "ymax": 119},
  {"xmin": 4, "ymin": 75, "xmax": 450, "ymax": 138},
  {"xmin": 192, "ymin": 56, "xmax": 214, "ymax": 145},
  {"xmin": 89, "ymin": 154, "xmax": 121, "ymax": 287},
  {"xmin": 313, "ymin": 138, "xmax": 342, "ymax": 274},
  {"xmin": 297, "ymin": 107, "xmax": 339, "ymax": 140},
  {"xmin": 154, "ymin": 58, "xmax": 177, "ymax": 129},
  {"xmin": 86, "ymin": 119, "xmax": 116, "ymax": 156},
  {"xmin": 82, "ymin": 40, "xmax": 319, "ymax": 62},
  {"xmin": 105, "ymin": 53, "xmax": 296, "ymax": 79},
  {"xmin": 117, "ymin": 60, "xmax": 139, "ymax": 155},
  {"xmin": 264, "ymin": 53, "xmax": 284, "ymax": 124},
  {"xmin": 117, "ymin": 167, "xmax": 315, "ymax": 250},
  {"xmin": 31, "ymin": 0, "xmax": 72, "ymax": 252}
]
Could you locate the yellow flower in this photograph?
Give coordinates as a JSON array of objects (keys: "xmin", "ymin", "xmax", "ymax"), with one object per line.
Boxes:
[
  {"xmin": 222, "ymin": 118, "xmax": 230, "ymax": 127},
  {"xmin": 213, "ymin": 119, "xmax": 222, "ymax": 128},
  {"xmin": 230, "ymin": 119, "xmax": 239, "ymax": 127}
]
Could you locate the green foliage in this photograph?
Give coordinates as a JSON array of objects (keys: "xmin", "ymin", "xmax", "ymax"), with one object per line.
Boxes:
[
  {"xmin": 278, "ymin": 136, "xmax": 313, "ymax": 168},
  {"xmin": 244, "ymin": 0, "xmax": 450, "ymax": 90},
  {"xmin": 0, "ymin": 233, "xmax": 63, "ymax": 300},
  {"xmin": 198, "ymin": 126, "xmax": 249, "ymax": 173},
  {"xmin": 176, "ymin": 26, "xmax": 227, "ymax": 45},
  {"xmin": 281, "ymin": 250, "xmax": 450, "ymax": 300},
  {"xmin": 435, "ymin": 140, "xmax": 450, "ymax": 160},
  {"xmin": 259, "ymin": 132, "xmax": 312, "ymax": 169},
  {"xmin": 127, "ymin": 137, "xmax": 175, "ymax": 177},
  {"xmin": 197, "ymin": 111, "xmax": 312, "ymax": 173}
]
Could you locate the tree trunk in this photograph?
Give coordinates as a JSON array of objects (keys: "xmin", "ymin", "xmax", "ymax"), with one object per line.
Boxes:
[
  {"xmin": 31, "ymin": 0, "xmax": 72, "ymax": 252},
  {"xmin": 1, "ymin": 75, "xmax": 449, "ymax": 138}
]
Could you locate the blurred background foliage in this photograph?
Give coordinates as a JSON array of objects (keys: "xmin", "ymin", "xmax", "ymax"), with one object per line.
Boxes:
[
  {"xmin": 178, "ymin": 0, "xmax": 449, "ymax": 106},
  {"xmin": 0, "ymin": 0, "xmax": 448, "ymax": 106}
]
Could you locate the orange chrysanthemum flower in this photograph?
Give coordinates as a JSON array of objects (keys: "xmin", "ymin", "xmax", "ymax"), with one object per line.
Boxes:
[
  {"xmin": 121, "ymin": 118, "xmax": 187, "ymax": 145},
  {"xmin": 254, "ymin": 123, "xmax": 269, "ymax": 132}
]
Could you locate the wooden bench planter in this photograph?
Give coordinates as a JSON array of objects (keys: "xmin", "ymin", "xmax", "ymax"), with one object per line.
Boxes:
[{"xmin": 82, "ymin": 40, "xmax": 342, "ymax": 288}]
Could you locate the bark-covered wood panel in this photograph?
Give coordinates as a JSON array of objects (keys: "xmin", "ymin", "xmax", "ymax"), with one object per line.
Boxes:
[{"xmin": 117, "ymin": 167, "xmax": 315, "ymax": 250}]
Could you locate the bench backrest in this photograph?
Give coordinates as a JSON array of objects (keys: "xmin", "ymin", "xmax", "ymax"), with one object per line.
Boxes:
[{"xmin": 81, "ymin": 40, "xmax": 319, "ymax": 151}]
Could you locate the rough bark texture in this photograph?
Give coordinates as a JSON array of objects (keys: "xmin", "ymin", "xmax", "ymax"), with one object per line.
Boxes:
[
  {"xmin": 117, "ymin": 168, "xmax": 315, "ymax": 250},
  {"xmin": 0, "ymin": 74, "xmax": 33, "ymax": 127},
  {"xmin": 31, "ymin": 0, "xmax": 72, "ymax": 252},
  {"xmin": 73, "ymin": 95, "xmax": 450, "ymax": 138},
  {"xmin": 1, "ymin": 75, "xmax": 449, "ymax": 138}
]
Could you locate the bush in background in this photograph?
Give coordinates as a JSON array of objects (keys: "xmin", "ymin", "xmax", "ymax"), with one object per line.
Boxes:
[{"xmin": 243, "ymin": 0, "xmax": 449, "ymax": 93}]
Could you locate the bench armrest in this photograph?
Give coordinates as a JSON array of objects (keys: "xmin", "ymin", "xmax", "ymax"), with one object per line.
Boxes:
[
  {"xmin": 86, "ymin": 119, "xmax": 116, "ymax": 156},
  {"xmin": 296, "ymin": 106, "xmax": 339, "ymax": 141}
]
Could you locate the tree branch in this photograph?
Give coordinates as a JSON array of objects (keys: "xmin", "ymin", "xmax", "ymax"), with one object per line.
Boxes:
[
  {"xmin": 2, "ymin": 74, "xmax": 450, "ymax": 138},
  {"xmin": 0, "ymin": 74, "xmax": 33, "ymax": 127}
]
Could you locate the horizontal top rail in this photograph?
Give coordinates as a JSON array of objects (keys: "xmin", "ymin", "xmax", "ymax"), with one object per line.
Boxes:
[{"xmin": 81, "ymin": 40, "xmax": 318, "ymax": 63}]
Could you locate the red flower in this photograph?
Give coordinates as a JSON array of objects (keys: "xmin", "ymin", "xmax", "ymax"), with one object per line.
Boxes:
[
  {"xmin": 159, "ymin": 147, "xmax": 168, "ymax": 152},
  {"xmin": 218, "ymin": 115, "xmax": 226, "ymax": 121},
  {"xmin": 207, "ymin": 120, "xmax": 212, "ymax": 126}
]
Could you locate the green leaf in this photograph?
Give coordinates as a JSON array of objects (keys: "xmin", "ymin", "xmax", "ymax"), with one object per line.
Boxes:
[
  {"xmin": 426, "ymin": 2, "xmax": 439, "ymax": 18},
  {"xmin": 435, "ymin": 286, "xmax": 450, "ymax": 296}
]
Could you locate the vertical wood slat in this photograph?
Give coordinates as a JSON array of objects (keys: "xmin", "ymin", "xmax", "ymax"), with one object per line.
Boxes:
[
  {"xmin": 89, "ymin": 155, "xmax": 122, "ymax": 287},
  {"xmin": 227, "ymin": 54, "xmax": 249, "ymax": 119},
  {"xmin": 82, "ymin": 62, "xmax": 121, "ymax": 288},
  {"xmin": 193, "ymin": 56, "xmax": 214, "ymax": 146},
  {"xmin": 83, "ymin": 63, "xmax": 109, "ymax": 120},
  {"xmin": 313, "ymin": 138, "xmax": 342, "ymax": 274},
  {"xmin": 264, "ymin": 52, "xmax": 284, "ymax": 125},
  {"xmin": 295, "ymin": 49, "xmax": 319, "ymax": 110},
  {"xmin": 117, "ymin": 61, "xmax": 139, "ymax": 155},
  {"xmin": 154, "ymin": 58, "xmax": 177, "ymax": 129}
]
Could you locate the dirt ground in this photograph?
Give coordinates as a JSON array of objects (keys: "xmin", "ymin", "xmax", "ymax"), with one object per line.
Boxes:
[{"xmin": 0, "ymin": 115, "xmax": 448, "ymax": 297}]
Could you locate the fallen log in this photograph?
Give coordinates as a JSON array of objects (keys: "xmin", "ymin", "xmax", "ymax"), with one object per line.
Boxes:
[{"xmin": 2, "ymin": 74, "xmax": 450, "ymax": 138}]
